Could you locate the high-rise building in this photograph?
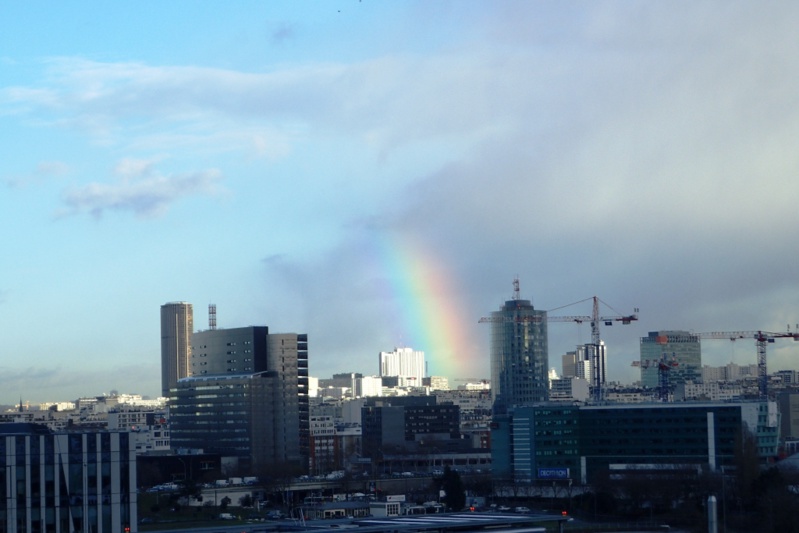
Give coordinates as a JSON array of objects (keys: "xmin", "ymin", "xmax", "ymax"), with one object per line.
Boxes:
[
  {"xmin": 171, "ymin": 373, "xmax": 302, "ymax": 472},
  {"xmin": 562, "ymin": 342, "xmax": 606, "ymax": 386},
  {"xmin": 160, "ymin": 302, "xmax": 193, "ymax": 397},
  {"xmin": 379, "ymin": 347, "xmax": 425, "ymax": 385},
  {"xmin": 488, "ymin": 281, "xmax": 548, "ymax": 412},
  {"xmin": 640, "ymin": 331, "xmax": 701, "ymax": 389},
  {"xmin": 172, "ymin": 326, "xmax": 309, "ymax": 473}
]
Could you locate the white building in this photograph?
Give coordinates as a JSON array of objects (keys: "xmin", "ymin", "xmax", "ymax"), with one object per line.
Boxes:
[
  {"xmin": 549, "ymin": 377, "xmax": 590, "ymax": 402},
  {"xmin": 674, "ymin": 380, "xmax": 743, "ymax": 401},
  {"xmin": 356, "ymin": 375, "xmax": 383, "ymax": 398},
  {"xmin": 379, "ymin": 347, "xmax": 425, "ymax": 383}
]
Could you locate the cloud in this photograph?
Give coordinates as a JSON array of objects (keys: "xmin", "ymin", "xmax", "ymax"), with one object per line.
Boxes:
[
  {"xmin": 270, "ymin": 21, "xmax": 296, "ymax": 45},
  {"xmin": 57, "ymin": 163, "xmax": 224, "ymax": 219},
  {"xmin": 4, "ymin": 2, "xmax": 799, "ymax": 390},
  {"xmin": 5, "ymin": 160, "xmax": 69, "ymax": 188}
]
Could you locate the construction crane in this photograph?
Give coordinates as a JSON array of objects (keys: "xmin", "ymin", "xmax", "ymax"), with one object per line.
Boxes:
[
  {"xmin": 695, "ymin": 330, "xmax": 799, "ymax": 399},
  {"xmin": 479, "ymin": 279, "xmax": 639, "ymax": 402},
  {"xmin": 632, "ymin": 353, "xmax": 679, "ymax": 403}
]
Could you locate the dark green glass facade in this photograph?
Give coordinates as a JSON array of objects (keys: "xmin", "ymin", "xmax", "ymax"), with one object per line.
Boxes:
[{"xmin": 492, "ymin": 401, "xmax": 773, "ymax": 484}]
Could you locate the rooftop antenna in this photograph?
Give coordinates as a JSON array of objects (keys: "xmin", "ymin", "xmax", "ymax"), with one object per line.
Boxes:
[
  {"xmin": 512, "ymin": 277, "xmax": 521, "ymax": 300},
  {"xmin": 209, "ymin": 303, "xmax": 217, "ymax": 330}
]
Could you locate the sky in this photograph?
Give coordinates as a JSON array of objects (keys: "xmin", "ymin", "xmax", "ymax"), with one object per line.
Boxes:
[{"xmin": 2, "ymin": 1, "xmax": 799, "ymax": 404}]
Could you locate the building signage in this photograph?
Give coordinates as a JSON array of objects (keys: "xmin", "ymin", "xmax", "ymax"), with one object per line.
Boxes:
[{"xmin": 537, "ymin": 468, "xmax": 569, "ymax": 479}]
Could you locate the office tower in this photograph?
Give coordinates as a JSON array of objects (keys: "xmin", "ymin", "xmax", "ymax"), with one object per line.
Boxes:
[
  {"xmin": 171, "ymin": 373, "xmax": 300, "ymax": 471},
  {"xmin": 0, "ymin": 423, "xmax": 137, "ymax": 532},
  {"xmin": 160, "ymin": 301, "xmax": 193, "ymax": 397},
  {"xmin": 174, "ymin": 326, "xmax": 309, "ymax": 472},
  {"xmin": 562, "ymin": 342, "xmax": 607, "ymax": 386},
  {"xmin": 488, "ymin": 282, "xmax": 549, "ymax": 412},
  {"xmin": 379, "ymin": 347, "xmax": 426, "ymax": 385},
  {"xmin": 640, "ymin": 330, "xmax": 701, "ymax": 389},
  {"xmin": 191, "ymin": 325, "xmax": 270, "ymax": 376},
  {"xmin": 266, "ymin": 333, "xmax": 310, "ymax": 471}
]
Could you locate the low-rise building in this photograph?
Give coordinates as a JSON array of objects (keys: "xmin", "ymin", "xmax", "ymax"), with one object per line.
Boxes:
[
  {"xmin": 0, "ymin": 423, "xmax": 137, "ymax": 533},
  {"xmin": 492, "ymin": 400, "xmax": 779, "ymax": 484}
]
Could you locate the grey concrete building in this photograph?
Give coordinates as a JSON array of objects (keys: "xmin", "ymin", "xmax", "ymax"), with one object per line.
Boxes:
[{"xmin": 172, "ymin": 326, "xmax": 309, "ymax": 473}]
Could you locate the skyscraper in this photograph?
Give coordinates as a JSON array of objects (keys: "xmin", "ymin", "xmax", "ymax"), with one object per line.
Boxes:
[
  {"xmin": 160, "ymin": 301, "xmax": 193, "ymax": 397},
  {"xmin": 640, "ymin": 330, "xmax": 701, "ymax": 389},
  {"xmin": 489, "ymin": 280, "xmax": 549, "ymax": 412},
  {"xmin": 173, "ymin": 326, "xmax": 309, "ymax": 472},
  {"xmin": 562, "ymin": 342, "xmax": 607, "ymax": 386}
]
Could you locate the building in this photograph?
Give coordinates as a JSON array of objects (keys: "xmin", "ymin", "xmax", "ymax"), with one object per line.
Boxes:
[
  {"xmin": 673, "ymin": 380, "xmax": 743, "ymax": 402},
  {"xmin": 640, "ymin": 331, "xmax": 701, "ymax": 389},
  {"xmin": 379, "ymin": 347, "xmax": 425, "ymax": 385},
  {"xmin": 777, "ymin": 391, "xmax": 799, "ymax": 440},
  {"xmin": 160, "ymin": 301, "xmax": 193, "ymax": 397},
  {"xmin": 361, "ymin": 396, "xmax": 467, "ymax": 474},
  {"xmin": 356, "ymin": 375, "xmax": 384, "ymax": 398},
  {"xmin": 562, "ymin": 342, "xmax": 606, "ymax": 390},
  {"xmin": 0, "ymin": 423, "xmax": 137, "ymax": 533},
  {"xmin": 171, "ymin": 372, "xmax": 303, "ymax": 473},
  {"xmin": 549, "ymin": 377, "xmax": 590, "ymax": 402},
  {"xmin": 492, "ymin": 400, "xmax": 779, "ymax": 484},
  {"xmin": 423, "ymin": 376, "xmax": 450, "ymax": 391},
  {"xmin": 172, "ymin": 327, "xmax": 309, "ymax": 473},
  {"xmin": 702, "ymin": 362, "xmax": 758, "ymax": 382},
  {"xmin": 488, "ymin": 280, "xmax": 548, "ymax": 412},
  {"xmin": 190, "ymin": 326, "xmax": 270, "ymax": 375}
]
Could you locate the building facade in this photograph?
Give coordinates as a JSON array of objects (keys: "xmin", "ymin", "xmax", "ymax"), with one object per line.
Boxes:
[
  {"xmin": 491, "ymin": 400, "xmax": 779, "ymax": 484},
  {"xmin": 160, "ymin": 302, "xmax": 193, "ymax": 397},
  {"xmin": 562, "ymin": 342, "xmax": 606, "ymax": 387},
  {"xmin": 171, "ymin": 372, "xmax": 304, "ymax": 472},
  {"xmin": 489, "ymin": 283, "xmax": 548, "ymax": 412},
  {"xmin": 0, "ymin": 423, "xmax": 137, "ymax": 533},
  {"xmin": 778, "ymin": 391, "xmax": 799, "ymax": 440},
  {"xmin": 174, "ymin": 327, "xmax": 309, "ymax": 472},
  {"xmin": 379, "ymin": 347, "xmax": 425, "ymax": 385},
  {"xmin": 640, "ymin": 331, "xmax": 701, "ymax": 389},
  {"xmin": 191, "ymin": 326, "xmax": 272, "ymax": 376}
]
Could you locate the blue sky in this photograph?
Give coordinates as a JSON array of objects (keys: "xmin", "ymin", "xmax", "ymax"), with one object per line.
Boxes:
[{"xmin": 2, "ymin": 1, "xmax": 799, "ymax": 403}]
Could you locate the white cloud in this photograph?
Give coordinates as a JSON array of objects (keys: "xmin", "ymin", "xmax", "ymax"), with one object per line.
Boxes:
[{"xmin": 57, "ymin": 165, "xmax": 224, "ymax": 219}]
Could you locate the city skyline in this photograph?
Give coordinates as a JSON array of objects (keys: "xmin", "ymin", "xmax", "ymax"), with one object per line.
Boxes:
[{"xmin": 2, "ymin": 2, "xmax": 799, "ymax": 403}]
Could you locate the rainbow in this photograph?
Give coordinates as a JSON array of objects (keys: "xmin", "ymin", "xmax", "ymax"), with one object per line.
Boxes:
[{"xmin": 370, "ymin": 230, "xmax": 483, "ymax": 379}]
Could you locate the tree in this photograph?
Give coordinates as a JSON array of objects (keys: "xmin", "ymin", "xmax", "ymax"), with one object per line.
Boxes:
[
  {"xmin": 733, "ymin": 427, "xmax": 761, "ymax": 509},
  {"xmin": 220, "ymin": 496, "xmax": 231, "ymax": 510},
  {"xmin": 239, "ymin": 494, "xmax": 253, "ymax": 508},
  {"xmin": 439, "ymin": 466, "xmax": 466, "ymax": 511}
]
